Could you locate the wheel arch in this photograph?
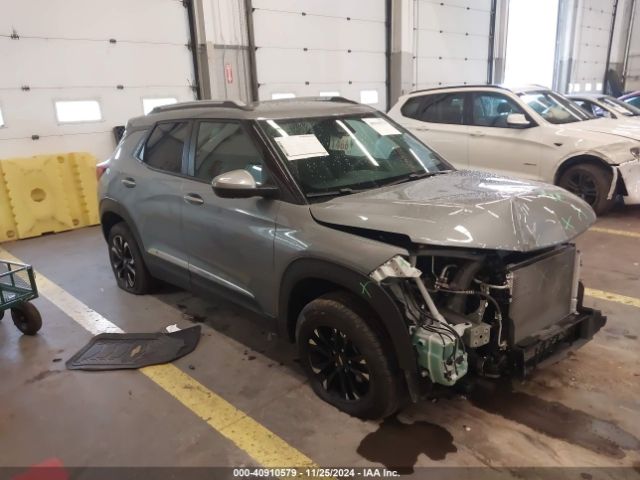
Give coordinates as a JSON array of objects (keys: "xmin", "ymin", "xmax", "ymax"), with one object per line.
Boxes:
[
  {"xmin": 99, "ymin": 198, "xmax": 145, "ymax": 250},
  {"xmin": 553, "ymin": 154, "xmax": 612, "ymax": 184},
  {"xmin": 278, "ymin": 257, "xmax": 417, "ymax": 375}
]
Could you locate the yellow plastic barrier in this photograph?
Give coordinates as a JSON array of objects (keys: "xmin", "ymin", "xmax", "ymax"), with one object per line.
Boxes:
[{"xmin": 0, "ymin": 153, "xmax": 99, "ymax": 241}]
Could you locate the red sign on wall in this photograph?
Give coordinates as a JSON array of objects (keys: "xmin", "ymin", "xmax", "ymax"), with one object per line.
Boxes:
[{"xmin": 224, "ymin": 63, "xmax": 233, "ymax": 84}]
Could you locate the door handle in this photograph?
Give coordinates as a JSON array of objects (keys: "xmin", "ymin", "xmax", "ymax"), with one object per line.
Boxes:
[
  {"xmin": 183, "ymin": 193, "xmax": 204, "ymax": 206},
  {"xmin": 470, "ymin": 131, "xmax": 485, "ymax": 137},
  {"xmin": 121, "ymin": 177, "xmax": 136, "ymax": 188},
  {"xmin": 415, "ymin": 126, "xmax": 429, "ymax": 131}
]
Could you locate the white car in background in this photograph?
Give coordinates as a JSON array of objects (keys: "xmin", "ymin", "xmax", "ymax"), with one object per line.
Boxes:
[
  {"xmin": 388, "ymin": 85, "xmax": 640, "ymax": 215},
  {"xmin": 568, "ymin": 93, "xmax": 640, "ymax": 122}
]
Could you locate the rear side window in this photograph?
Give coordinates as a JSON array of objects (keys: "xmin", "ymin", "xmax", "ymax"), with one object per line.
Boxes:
[
  {"xmin": 143, "ymin": 122, "xmax": 190, "ymax": 173},
  {"xmin": 418, "ymin": 93, "xmax": 466, "ymax": 125}
]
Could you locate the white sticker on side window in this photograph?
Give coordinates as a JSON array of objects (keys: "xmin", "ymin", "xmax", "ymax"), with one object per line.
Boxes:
[
  {"xmin": 362, "ymin": 118, "xmax": 401, "ymax": 136},
  {"xmin": 274, "ymin": 134, "xmax": 329, "ymax": 160}
]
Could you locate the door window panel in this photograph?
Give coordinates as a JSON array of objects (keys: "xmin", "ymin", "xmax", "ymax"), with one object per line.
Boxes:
[
  {"xmin": 419, "ymin": 93, "xmax": 466, "ymax": 125},
  {"xmin": 193, "ymin": 122, "xmax": 266, "ymax": 184},
  {"xmin": 471, "ymin": 92, "xmax": 525, "ymax": 128},
  {"xmin": 626, "ymin": 96, "xmax": 640, "ymax": 108},
  {"xmin": 144, "ymin": 122, "xmax": 190, "ymax": 173}
]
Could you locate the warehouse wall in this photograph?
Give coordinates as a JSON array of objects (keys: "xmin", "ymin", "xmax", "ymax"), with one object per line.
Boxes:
[{"xmin": 0, "ymin": 0, "xmax": 196, "ymax": 160}]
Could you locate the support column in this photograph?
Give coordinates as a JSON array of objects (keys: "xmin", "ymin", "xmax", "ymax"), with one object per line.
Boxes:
[{"xmin": 389, "ymin": 0, "xmax": 414, "ymax": 107}]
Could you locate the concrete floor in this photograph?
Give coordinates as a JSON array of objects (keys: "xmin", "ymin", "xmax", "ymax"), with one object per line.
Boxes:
[{"xmin": 1, "ymin": 206, "xmax": 639, "ymax": 478}]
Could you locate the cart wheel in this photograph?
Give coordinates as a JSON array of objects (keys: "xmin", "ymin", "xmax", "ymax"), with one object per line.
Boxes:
[{"xmin": 11, "ymin": 302, "xmax": 42, "ymax": 335}]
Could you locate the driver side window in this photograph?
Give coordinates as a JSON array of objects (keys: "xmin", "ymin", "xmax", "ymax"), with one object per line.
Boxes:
[
  {"xmin": 471, "ymin": 92, "xmax": 525, "ymax": 128},
  {"xmin": 192, "ymin": 121, "xmax": 267, "ymax": 185}
]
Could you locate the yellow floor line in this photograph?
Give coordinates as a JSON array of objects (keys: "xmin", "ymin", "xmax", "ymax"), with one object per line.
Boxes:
[
  {"xmin": 585, "ymin": 288, "xmax": 640, "ymax": 309},
  {"xmin": 590, "ymin": 226, "xmax": 640, "ymax": 239},
  {"xmin": 0, "ymin": 247, "xmax": 318, "ymax": 475}
]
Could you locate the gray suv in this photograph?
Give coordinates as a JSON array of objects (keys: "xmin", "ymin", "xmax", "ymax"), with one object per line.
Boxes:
[{"xmin": 98, "ymin": 97, "xmax": 605, "ymax": 419}]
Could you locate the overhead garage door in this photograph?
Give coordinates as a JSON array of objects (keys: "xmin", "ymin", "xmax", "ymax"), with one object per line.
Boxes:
[
  {"xmin": 624, "ymin": 1, "xmax": 640, "ymax": 91},
  {"xmin": 250, "ymin": 0, "xmax": 388, "ymax": 109},
  {"xmin": 413, "ymin": 0, "xmax": 493, "ymax": 89},
  {"xmin": 0, "ymin": 0, "xmax": 196, "ymax": 160},
  {"xmin": 567, "ymin": 0, "xmax": 616, "ymax": 93}
]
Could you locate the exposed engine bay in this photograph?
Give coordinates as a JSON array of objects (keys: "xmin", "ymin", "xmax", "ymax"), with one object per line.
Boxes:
[{"xmin": 370, "ymin": 244, "xmax": 606, "ymax": 388}]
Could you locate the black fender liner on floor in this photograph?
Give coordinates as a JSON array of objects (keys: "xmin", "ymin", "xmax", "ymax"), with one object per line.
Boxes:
[{"xmin": 66, "ymin": 326, "xmax": 201, "ymax": 370}]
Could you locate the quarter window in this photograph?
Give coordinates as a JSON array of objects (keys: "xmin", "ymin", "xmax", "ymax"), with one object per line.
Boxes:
[
  {"xmin": 192, "ymin": 122, "xmax": 266, "ymax": 184},
  {"xmin": 471, "ymin": 92, "xmax": 526, "ymax": 127},
  {"xmin": 144, "ymin": 122, "xmax": 190, "ymax": 173}
]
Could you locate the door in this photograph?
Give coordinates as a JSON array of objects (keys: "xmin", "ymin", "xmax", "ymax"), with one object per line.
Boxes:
[
  {"xmin": 181, "ymin": 120, "xmax": 278, "ymax": 313},
  {"xmin": 399, "ymin": 92, "xmax": 470, "ymax": 168},
  {"xmin": 130, "ymin": 121, "xmax": 191, "ymax": 287},
  {"xmin": 467, "ymin": 92, "xmax": 542, "ymax": 181}
]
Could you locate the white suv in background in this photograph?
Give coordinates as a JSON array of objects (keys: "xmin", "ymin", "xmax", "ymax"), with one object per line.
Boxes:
[{"xmin": 388, "ymin": 85, "xmax": 640, "ymax": 215}]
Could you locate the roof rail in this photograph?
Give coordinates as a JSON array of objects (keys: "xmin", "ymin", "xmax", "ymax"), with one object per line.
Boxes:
[
  {"xmin": 409, "ymin": 84, "xmax": 510, "ymax": 95},
  {"xmin": 264, "ymin": 96, "xmax": 360, "ymax": 105},
  {"xmin": 150, "ymin": 100, "xmax": 251, "ymax": 114}
]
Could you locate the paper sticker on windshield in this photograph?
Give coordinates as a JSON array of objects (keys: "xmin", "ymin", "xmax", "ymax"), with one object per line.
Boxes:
[
  {"xmin": 362, "ymin": 118, "xmax": 401, "ymax": 136},
  {"xmin": 274, "ymin": 134, "xmax": 329, "ymax": 160}
]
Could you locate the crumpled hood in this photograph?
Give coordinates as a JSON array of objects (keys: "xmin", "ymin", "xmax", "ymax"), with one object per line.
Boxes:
[
  {"xmin": 310, "ymin": 171, "xmax": 596, "ymax": 252},
  {"xmin": 573, "ymin": 118, "xmax": 640, "ymax": 142}
]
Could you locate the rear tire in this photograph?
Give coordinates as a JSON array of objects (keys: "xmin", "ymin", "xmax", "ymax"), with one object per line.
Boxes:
[
  {"xmin": 296, "ymin": 291, "xmax": 401, "ymax": 419},
  {"xmin": 558, "ymin": 163, "xmax": 615, "ymax": 215},
  {"xmin": 107, "ymin": 222, "xmax": 154, "ymax": 294}
]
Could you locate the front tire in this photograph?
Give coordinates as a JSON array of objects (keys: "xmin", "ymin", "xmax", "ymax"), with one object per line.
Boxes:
[
  {"xmin": 107, "ymin": 222, "xmax": 154, "ymax": 294},
  {"xmin": 558, "ymin": 163, "xmax": 615, "ymax": 215},
  {"xmin": 296, "ymin": 292, "xmax": 401, "ymax": 419}
]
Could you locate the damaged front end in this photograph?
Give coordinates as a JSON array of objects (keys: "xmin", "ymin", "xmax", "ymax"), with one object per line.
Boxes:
[{"xmin": 370, "ymin": 246, "xmax": 606, "ymax": 389}]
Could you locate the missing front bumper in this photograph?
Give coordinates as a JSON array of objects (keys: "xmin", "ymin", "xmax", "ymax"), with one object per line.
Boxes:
[
  {"xmin": 511, "ymin": 307, "xmax": 606, "ymax": 377},
  {"xmin": 617, "ymin": 159, "xmax": 640, "ymax": 204}
]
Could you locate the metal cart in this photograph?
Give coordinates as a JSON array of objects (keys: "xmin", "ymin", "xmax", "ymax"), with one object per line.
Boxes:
[{"xmin": 0, "ymin": 260, "xmax": 42, "ymax": 335}]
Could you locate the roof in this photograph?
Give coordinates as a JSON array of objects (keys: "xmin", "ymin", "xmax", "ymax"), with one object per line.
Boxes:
[{"xmin": 127, "ymin": 97, "xmax": 375, "ymax": 128}]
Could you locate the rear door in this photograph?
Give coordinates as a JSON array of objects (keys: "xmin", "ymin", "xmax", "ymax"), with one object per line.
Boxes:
[
  {"xmin": 394, "ymin": 92, "xmax": 470, "ymax": 168},
  {"xmin": 181, "ymin": 120, "xmax": 278, "ymax": 313},
  {"xmin": 129, "ymin": 121, "xmax": 191, "ymax": 287},
  {"xmin": 466, "ymin": 91, "xmax": 542, "ymax": 181}
]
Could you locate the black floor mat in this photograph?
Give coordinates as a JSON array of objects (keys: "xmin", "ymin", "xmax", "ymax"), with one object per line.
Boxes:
[{"xmin": 66, "ymin": 326, "xmax": 201, "ymax": 370}]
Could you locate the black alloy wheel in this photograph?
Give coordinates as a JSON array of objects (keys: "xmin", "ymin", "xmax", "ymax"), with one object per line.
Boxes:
[
  {"xmin": 558, "ymin": 163, "xmax": 615, "ymax": 215},
  {"xmin": 107, "ymin": 222, "xmax": 154, "ymax": 294},
  {"xmin": 307, "ymin": 325, "xmax": 371, "ymax": 401},
  {"xmin": 296, "ymin": 292, "xmax": 403, "ymax": 419},
  {"xmin": 111, "ymin": 234, "xmax": 136, "ymax": 289},
  {"xmin": 563, "ymin": 170, "xmax": 598, "ymax": 205}
]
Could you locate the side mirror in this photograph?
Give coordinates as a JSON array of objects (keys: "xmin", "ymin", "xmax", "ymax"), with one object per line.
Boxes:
[
  {"xmin": 212, "ymin": 169, "xmax": 278, "ymax": 199},
  {"xmin": 506, "ymin": 113, "xmax": 531, "ymax": 128}
]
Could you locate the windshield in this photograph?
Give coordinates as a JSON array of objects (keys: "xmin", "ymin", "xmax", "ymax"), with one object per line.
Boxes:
[
  {"xmin": 601, "ymin": 96, "xmax": 640, "ymax": 116},
  {"xmin": 259, "ymin": 114, "xmax": 452, "ymax": 196},
  {"xmin": 519, "ymin": 90, "xmax": 594, "ymax": 124}
]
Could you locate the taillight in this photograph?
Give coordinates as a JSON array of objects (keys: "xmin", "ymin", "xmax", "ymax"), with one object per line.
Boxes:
[{"xmin": 96, "ymin": 160, "xmax": 110, "ymax": 181}]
